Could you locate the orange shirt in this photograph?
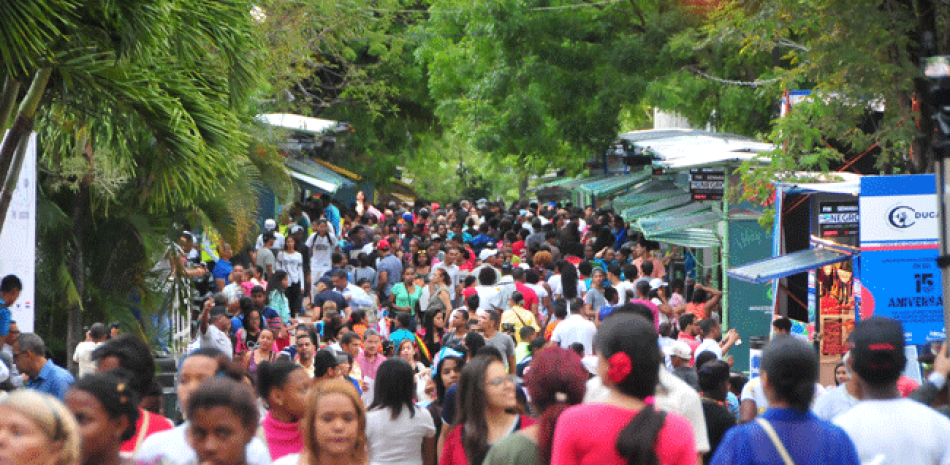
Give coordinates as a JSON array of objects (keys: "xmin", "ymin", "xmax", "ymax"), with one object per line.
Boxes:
[
  {"xmin": 686, "ymin": 302, "xmax": 707, "ymax": 320},
  {"xmin": 545, "ymin": 320, "xmax": 561, "ymax": 341}
]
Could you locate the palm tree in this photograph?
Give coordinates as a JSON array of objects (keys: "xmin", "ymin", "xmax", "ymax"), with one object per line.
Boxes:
[{"xmin": 2, "ymin": 0, "xmax": 292, "ymax": 364}]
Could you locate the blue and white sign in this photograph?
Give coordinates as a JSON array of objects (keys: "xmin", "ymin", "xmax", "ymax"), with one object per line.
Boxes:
[{"xmin": 860, "ymin": 175, "xmax": 945, "ymax": 344}]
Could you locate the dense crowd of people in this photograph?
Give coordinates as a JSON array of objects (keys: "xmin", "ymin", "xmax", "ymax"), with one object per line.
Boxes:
[{"xmin": 0, "ymin": 194, "xmax": 948, "ymax": 465}]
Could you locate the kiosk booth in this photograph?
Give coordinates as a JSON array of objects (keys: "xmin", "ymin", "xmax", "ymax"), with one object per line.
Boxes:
[{"xmin": 728, "ymin": 174, "xmax": 946, "ymax": 384}]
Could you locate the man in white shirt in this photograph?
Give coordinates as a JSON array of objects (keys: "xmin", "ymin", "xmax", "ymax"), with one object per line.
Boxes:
[
  {"xmin": 306, "ymin": 219, "xmax": 338, "ymax": 297},
  {"xmin": 73, "ymin": 323, "xmax": 107, "ymax": 378},
  {"xmin": 550, "ymin": 301, "xmax": 597, "ymax": 356},
  {"xmin": 812, "ymin": 351, "xmax": 860, "ymax": 421},
  {"xmin": 694, "ymin": 318, "xmax": 739, "ymax": 364},
  {"xmin": 136, "ymin": 348, "xmax": 270, "ymax": 465},
  {"xmin": 254, "ymin": 218, "xmax": 285, "ymax": 252},
  {"xmin": 198, "ymin": 304, "xmax": 233, "ymax": 359},
  {"xmin": 834, "ymin": 317, "xmax": 950, "ymax": 465}
]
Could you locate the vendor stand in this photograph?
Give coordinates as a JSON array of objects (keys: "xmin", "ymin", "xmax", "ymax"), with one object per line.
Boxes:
[
  {"xmin": 615, "ymin": 129, "xmax": 776, "ymax": 372},
  {"xmin": 728, "ymin": 174, "xmax": 946, "ymax": 384}
]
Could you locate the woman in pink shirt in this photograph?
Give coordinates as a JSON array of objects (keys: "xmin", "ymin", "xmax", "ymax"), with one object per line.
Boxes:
[
  {"xmin": 258, "ymin": 360, "xmax": 311, "ymax": 460},
  {"xmin": 551, "ymin": 313, "xmax": 696, "ymax": 465}
]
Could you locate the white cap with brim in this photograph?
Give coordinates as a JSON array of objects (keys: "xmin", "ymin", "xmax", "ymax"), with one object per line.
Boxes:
[
  {"xmin": 479, "ymin": 249, "xmax": 498, "ymax": 261},
  {"xmin": 664, "ymin": 340, "xmax": 694, "ymax": 360}
]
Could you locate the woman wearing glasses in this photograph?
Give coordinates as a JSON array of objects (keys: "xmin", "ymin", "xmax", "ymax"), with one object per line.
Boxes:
[{"xmin": 439, "ymin": 355, "xmax": 535, "ymax": 465}]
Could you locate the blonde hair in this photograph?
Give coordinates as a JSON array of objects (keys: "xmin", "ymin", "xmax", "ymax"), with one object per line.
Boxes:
[
  {"xmin": 1, "ymin": 390, "xmax": 80, "ymax": 465},
  {"xmin": 300, "ymin": 379, "xmax": 368, "ymax": 464}
]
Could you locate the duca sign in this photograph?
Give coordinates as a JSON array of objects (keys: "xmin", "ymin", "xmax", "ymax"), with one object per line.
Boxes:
[{"xmin": 887, "ymin": 205, "xmax": 938, "ymax": 229}]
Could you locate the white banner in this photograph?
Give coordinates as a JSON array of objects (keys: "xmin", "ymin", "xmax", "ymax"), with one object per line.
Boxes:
[
  {"xmin": 859, "ymin": 194, "xmax": 939, "ymax": 245},
  {"xmin": 0, "ymin": 132, "xmax": 36, "ymax": 333}
]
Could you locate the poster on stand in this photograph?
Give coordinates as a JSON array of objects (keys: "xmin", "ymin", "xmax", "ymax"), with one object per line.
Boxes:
[
  {"xmin": 860, "ymin": 175, "xmax": 945, "ymax": 345},
  {"xmin": 0, "ymin": 132, "xmax": 36, "ymax": 333}
]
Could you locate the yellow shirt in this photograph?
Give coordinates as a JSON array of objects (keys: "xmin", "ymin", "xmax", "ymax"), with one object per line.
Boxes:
[{"xmin": 501, "ymin": 305, "xmax": 539, "ymax": 343}]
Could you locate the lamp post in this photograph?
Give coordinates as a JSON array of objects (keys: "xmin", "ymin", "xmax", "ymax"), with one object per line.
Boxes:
[{"xmin": 924, "ymin": 52, "xmax": 950, "ymax": 337}]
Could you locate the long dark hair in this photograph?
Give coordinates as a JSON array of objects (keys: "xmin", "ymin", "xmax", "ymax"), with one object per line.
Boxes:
[
  {"xmin": 256, "ymin": 360, "xmax": 304, "ymax": 405},
  {"xmin": 369, "ymin": 358, "xmax": 416, "ymax": 420},
  {"xmin": 267, "ymin": 270, "xmax": 289, "ymax": 300},
  {"xmin": 454, "ymin": 355, "xmax": 499, "ymax": 465},
  {"xmin": 422, "ymin": 310, "xmax": 444, "ymax": 355},
  {"xmin": 560, "ymin": 263, "xmax": 578, "ymax": 300},
  {"xmin": 595, "ymin": 314, "xmax": 665, "ymax": 465},
  {"xmin": 526, "ymin": 347, "xmax": 587, "ymax": 465},
  {"xmin": 434, "ymin": 355, "xmax": 465, "ymax": 403}
]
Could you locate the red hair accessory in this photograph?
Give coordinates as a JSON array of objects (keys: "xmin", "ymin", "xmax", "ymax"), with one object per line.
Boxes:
[{"xmin": 606, "ymin": 352, "xmax": 633, "ymax": 384}]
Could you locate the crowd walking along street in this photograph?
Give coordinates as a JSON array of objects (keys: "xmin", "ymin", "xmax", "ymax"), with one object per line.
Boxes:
[
  {"xmin": 1, "ymin": 193, "xmax": 950, "ymax": 465},
  {"xmin": 3, "ymin": 0, "xmax": 950, "ymax": 464}
]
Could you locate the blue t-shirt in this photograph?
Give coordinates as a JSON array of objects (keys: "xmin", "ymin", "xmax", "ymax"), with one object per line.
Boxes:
[
  {"xmin": 261, "ymin": 307, "xmax": 281, "ymax": 329},
  {"xmin": 0, "ymin": 300, "xmax": 11, "ymax": 336},
  {"xmin": 599, "ymin": 304, "xmax": 618, "ymax": 322},
  {"xmin": 325, "ymin": 205, "xmax": 341, "ymax": 235},
  {"xmin": 710, "ymin": 408, "xmax": 860, "ymax": 465},
  {"xmin": 471, "ymin": 234, "xmax": 492, "ymax": 253}
]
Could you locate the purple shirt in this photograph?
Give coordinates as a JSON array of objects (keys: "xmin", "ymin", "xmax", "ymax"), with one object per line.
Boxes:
[{"xmin": 355, "ymin": 350, "xmax": 386, "ymax": 380}]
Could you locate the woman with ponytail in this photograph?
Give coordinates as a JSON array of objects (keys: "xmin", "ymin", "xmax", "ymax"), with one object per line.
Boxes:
[
  {"xmin": 484, "ymin": 347, "xmax": 586, "ymax": 464},
  {"xmin": 551, "ymin": 313, "xmax": 695, "ymax": 465}
]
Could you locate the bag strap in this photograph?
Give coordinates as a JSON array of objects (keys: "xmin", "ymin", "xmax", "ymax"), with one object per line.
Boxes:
[
  {"xmin": 755, "ymin": 418, "xmax": 795, "ymax": 465},
  {"xmin": 132, "ymin": 409, "xmax": 151, "ymax": 455}
]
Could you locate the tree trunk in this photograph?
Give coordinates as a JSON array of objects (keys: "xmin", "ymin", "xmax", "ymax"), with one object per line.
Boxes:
[
  {"xmin": 65, "ymin": 184, "xmax": 89, "ymax": 371},
  {"xmin": 0, "ymin": 76, "xmax": 21, "ymax": 130},
  {"xmin": 519, "ymin": 171, "xmax": 529, "ymax": 200},
  {"xmin": 0, "ymin": 68, "xmax": 51, "ymax": 235}
]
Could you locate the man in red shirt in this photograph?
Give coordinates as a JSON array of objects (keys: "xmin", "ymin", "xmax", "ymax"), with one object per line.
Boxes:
[
  {"xmin": 677, "ymin": 313, "xmax": 702, "ymax": 365},
  {"xmin": 511, "ymin": 229, "xmax": 528, "ymax": 261},
  {"xmin": 512, "ymin": 268, "xmax": 539, "ymax": 318}
]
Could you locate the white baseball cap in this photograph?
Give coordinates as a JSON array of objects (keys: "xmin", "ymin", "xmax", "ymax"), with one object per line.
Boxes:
[
  {"xmin": 264, "ymin": 219, "xmax": 277, "ymax": 230},
  {"xmin": 649, "ymin": 277, "xmax": 668, "ymax": 290},
  {"xmin": 479, "ymin": 249, "xmax": 498, "ymax": 261},
  {"xmin": 665, "ymin": 340, "xmax": 693, "ymax": 360}
]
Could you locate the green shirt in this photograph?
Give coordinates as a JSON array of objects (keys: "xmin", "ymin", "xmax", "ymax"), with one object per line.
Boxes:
[
  {"xmin": 515, "ymin": 341, "xmax": 531, "ymax": 364},
  {"xmin": 483, "ymin": 432, "xmax": 539, "ymax": 465}
]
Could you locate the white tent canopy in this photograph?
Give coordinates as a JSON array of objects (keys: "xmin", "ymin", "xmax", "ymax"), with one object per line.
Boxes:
[
  {"xmin": 619, "ymin": 129, "xmax": 775, "ymax": 170},
  {"xmin": 255, "ymin": 113, "xmax": 348, "ymax": 135}
]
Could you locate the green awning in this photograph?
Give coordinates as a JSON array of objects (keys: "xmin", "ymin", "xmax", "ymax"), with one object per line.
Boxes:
[
  {"xmin": 613, "ymin": 188, "xmax": 688, "ymax": 210},
  {"xmin": 577, "ymin": 170, "xmax": 651, "ymax": 197},
  {"xmin": 530, "ymin": 176, "xmax": 581, "ymax": 192},
  {"xmin": 285, "ymin": 157, "xmax": 353, "ymax": 194},
  {"xmin": 639, "ymin": 210, "xmax": 722, "ymax": 237},
  {"xmin": 622, "ymin": 193, "xmax": 693, "ymax": 222},
  {"xmin": 650, "ymin": 228, "xmax": 721, "ymax": 248}
]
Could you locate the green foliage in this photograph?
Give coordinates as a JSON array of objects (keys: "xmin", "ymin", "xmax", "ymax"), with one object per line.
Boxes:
[
  {"xmin": 649, "ymin": 0, "xmax": 950, "ymax": 207},
  {"xmin": 0, "ymin": 0, "xmax": 291, "ymax": 353}
]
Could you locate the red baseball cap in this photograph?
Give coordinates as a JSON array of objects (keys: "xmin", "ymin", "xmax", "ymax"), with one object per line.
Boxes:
[{"xmin": 378, "ymin": 239, "xmax": 391, "ymax": 250}]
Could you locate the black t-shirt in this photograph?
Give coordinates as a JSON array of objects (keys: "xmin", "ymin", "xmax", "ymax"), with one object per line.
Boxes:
[{"xmin": 701, "ymin": 398, "xmax": 737, "ymax": 464}]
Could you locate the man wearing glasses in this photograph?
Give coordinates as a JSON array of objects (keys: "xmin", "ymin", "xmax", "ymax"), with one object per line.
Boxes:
[{"xmin": 15, "ymin": 332, "xmax": 74, "ymax": 399}]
